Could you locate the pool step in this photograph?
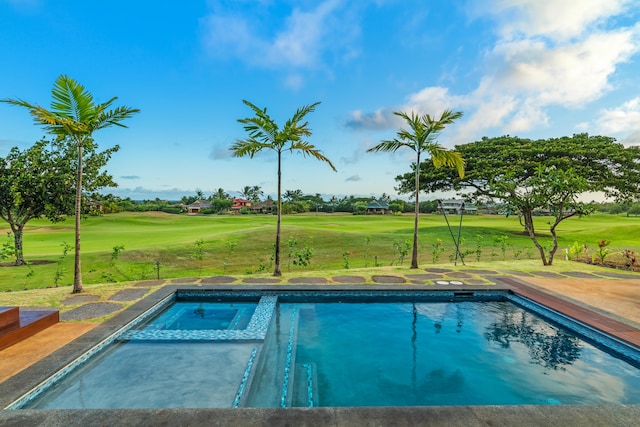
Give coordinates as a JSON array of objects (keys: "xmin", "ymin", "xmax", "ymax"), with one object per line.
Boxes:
[
  {"xmin": 0, "ymin": 306, "xmax": 59, "ymax": 351},
  {"xmin": 294, "ymin": 362, "xmax": 318, "ymax": 407}
]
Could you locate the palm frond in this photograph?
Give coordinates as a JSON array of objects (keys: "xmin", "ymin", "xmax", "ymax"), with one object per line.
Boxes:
[
  {"xmin": 284, "ymin": 102, "xmax": 320, "ymax": 130},
  {"xmin": 239, "ymin": 117, "xmax": 278, "ymax": 146},
  {"xmin": 1, "ymin": 98, "xmax": 85, "ymax": 135},
  {"xmin": 50, "ymin": 75, "xmax": 96, "ymax": 122},
  {"xmin": 289, "ymin": 141, "xmax": 337, "ymax": 171},
  {"xmin": 93, "ymin": 104, "xmax": 140, "ymax": 131},
  {"xmin": 230, "ymin": 139, "xmax": 271, "ymax": 158},
  {"xmin": 367, "ymin": 138, "xmax": 414, "ymax": 153},
  {"xmin": 431, "ymin": 146, "xmax": 465, "ymax": 178}
]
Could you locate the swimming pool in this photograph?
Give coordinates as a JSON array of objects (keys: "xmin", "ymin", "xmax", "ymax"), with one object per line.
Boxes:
[{"xmin": 10, "ymin": 289, "xmax": 640, "ymax": 410}]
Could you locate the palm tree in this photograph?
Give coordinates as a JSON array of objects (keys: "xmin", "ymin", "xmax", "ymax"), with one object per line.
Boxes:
[
  {"xmin": 2, "ymin": 75, "xmax": 139, "ymax": 293},
  {"xmin": 231, "ymin": 100, "xmax": 336, "ymax": 276},
  {"xmin": 239, "ymin": 185, "xmax": 253, "ymax": 200},
  {"xmin": 213, "ymin": 187, "xmax": 229, "ymax": 200},
  {"xmin": 367, "ymin": 109, "xmax": 464, "ymax": 269}
]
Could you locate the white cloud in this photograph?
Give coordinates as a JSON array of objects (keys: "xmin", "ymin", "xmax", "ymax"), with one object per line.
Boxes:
[
  {"xmin": 596, "ymin": 97, "xmax": 640, "ymax": 134},
  {"xmin": 475, "ymin": 0, "xmax": 632, "ymax": 41},
  {"xmin": 201, "ymin": 0, "xmax": 360, "ymax": 73},
  {"xmin": 491, "ymin": 29, "xmax": 638, "ymax": 107},
  {"xmin": 345, "ymin": 108, "xmax": 397, "ymax": 130},
  {"xmin": 348, "ymin": 1, "xmax": 640, "ymax": 141}
]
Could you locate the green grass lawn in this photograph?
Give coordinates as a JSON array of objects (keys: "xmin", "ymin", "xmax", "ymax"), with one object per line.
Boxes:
[{"xmin": 1, "ymin": 211, "xmax": 638, "ymax": 291}]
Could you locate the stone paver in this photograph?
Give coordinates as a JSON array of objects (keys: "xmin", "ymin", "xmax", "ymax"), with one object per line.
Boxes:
[
  {"xmin": 61, "ymin": 302, "xmax": 123, "ymax": 321},
  {"xmin": 530, "ymin": 271, "xmax": 565, "ymax": 278},
  {"xmin": 288, "ymin": 277, "xmax": 328, "ymax": 284},
  {"xmin": 108, "ymin": 288, "xmax": 149, "ymax": 302},
  {"xmin": 201, "ymin": 276, "xmax": 237, "ymax": 284},
  {"xmin": 598, "ymin": 271, "xmax": 640, "ymax": 279},
  {"xmin": 405, "ymin": 273, "xmax": 442, "ymax": 280},
  {"xmin": 242, "ymin": 278, "xmax": 281, "ymax": 284},
  {"xmin": 426, "ymin": 268, "xmax": 452, "ymax": 273},
  {"xmin": 463, "ymin": 269, "xmax": 499, "ymax": 275},
  {"xmin": 371, "ymin": 275, "xmax": 406, "ymax": 284},
  {"xmin": 448, "ymin": 272, "xmax": 472, "ymax": 278},
  {"xmin": 563, "ymin": 271, "xmax": 600, "ymax": 278},
  {"xmin": 332, "ymin": 275, "xmax": 366, "ymax": 283},
  {"xmin": 60, "ymin": 294, "xmax": 100, "ymax": 306},
  {"xmin": 171, "ymin": 277, "xmax": 198, "ymax": 283},
  {"xmin": 134, "ymin": 279, "xmax": 165, "ymax": 287},
  {"xmin": 500, "ymin": 270, "xmax": 534, "ymax": 276}
]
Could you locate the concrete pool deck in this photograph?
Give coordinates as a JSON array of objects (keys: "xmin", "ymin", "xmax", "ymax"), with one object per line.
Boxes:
[{"xmin": 0, "ymin": 269, "xmax": 639, "ymax": 426}]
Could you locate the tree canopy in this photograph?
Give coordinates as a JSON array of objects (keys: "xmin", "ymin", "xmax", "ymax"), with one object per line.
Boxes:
[
  {"xmin": 0, "ymin": 138, "xmax": 118, "ymax": 265},
  {"xmin": 395, "ymin": 134, "xmax": 640, "ymax": 265}
]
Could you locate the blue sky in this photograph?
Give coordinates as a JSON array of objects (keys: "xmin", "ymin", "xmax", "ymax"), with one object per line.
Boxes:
[{"xmin": 1, "ymin": 0, "xmax": 639, "ymax": 201}]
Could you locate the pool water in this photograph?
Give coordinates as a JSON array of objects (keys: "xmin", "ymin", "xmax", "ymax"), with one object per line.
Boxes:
[
  {"xmin": 19, "ymin": 293, "xmax": 640, "ymax": 409},
  {"xmin": 251, "ymin": 301, "xmax": 640, "ymax": 407},
  {"xmin": 144, "ymin": 302, "xmax": 256, "ymax": 331}
]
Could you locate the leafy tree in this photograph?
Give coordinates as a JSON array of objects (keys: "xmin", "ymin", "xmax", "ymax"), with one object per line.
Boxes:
[
  {"xmin": 239, "ymin": 185, "xmax": 263, "ymax": 203},
  {"xmin": 367, "ymin": 110, "xmax": 464, "ymax": 269},
  {"xmin": 181, "ymin": 195, "xmax": 198, "ymax": 205},
  {"xmin": 396, "ymin": 134, "xmax": 640, "ymax": 265},
  {"xmin": 284, "ymin": 189, "xmax": 304, "ymax": 202},
  {"xmin": 231, "ymin": 100, "xmax": 336, "ymax": 276},
  {"xmin": 0, "ymin": 139, "xmax": 118, "ymax": 265},
  {"xmin": 495, "ymin": 165, "xmax": 592, "ymax": 264},
  {"xmin": 2, "ymin": 75, "xmax": 139, "ymax": 292},
  {"xmin": 0, "ymin": 139, "xmax": 73, "ymax": 265}
]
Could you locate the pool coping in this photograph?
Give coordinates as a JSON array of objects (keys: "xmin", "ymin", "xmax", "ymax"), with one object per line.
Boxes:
[{"xmin": 1, "ymin": 279, "xmax": 639, "ymax": 426}]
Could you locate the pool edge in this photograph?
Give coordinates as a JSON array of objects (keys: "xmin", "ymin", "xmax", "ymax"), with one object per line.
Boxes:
[{"xmin": 1, "ymin": 281, "xmax": 640, "ymax": 426}]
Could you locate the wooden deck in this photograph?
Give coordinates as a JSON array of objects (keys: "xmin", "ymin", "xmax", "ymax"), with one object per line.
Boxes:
[{"xmin": 0, "ymin": 306, "xmax": 59, "ymax": 351}]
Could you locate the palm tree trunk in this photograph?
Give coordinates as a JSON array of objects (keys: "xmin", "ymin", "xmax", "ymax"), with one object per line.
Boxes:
[
  {"xmin": 273, "ymin": 150, "xmax": 282, "ymax": 276},
  {"xmin": 73, "ymin": 141, "xmax": 84, "ymax": 293},
  {"xmin": 411, "ymin": 153, "xmax": 421, "ymax": 269}
]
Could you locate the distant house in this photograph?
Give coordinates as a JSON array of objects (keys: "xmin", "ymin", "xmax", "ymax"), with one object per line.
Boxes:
[
  {"xmin": 231, "ymin": 198, "xmax": 251, "ymax": 213},
  {"xmin": 366, "ymin": 199, "xmax": 390, "ymax": 215},
  {"xmin": 186, "ymin": 199, "xmax": 211, "ymax": 215},
  {"xmin": 439, "ymin": 199, "xmax": 477, "ymax": 215},
  {"xmin": 87, "ymin": 200, "xmax": 104, "ymax": 212},
  {"xmin": 87, "ymin": 201, "xmax": 104, "ymax": 214},
  {"xmin": 250, "ymin": 199, "xmax": 275, "ymax": 214}
]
